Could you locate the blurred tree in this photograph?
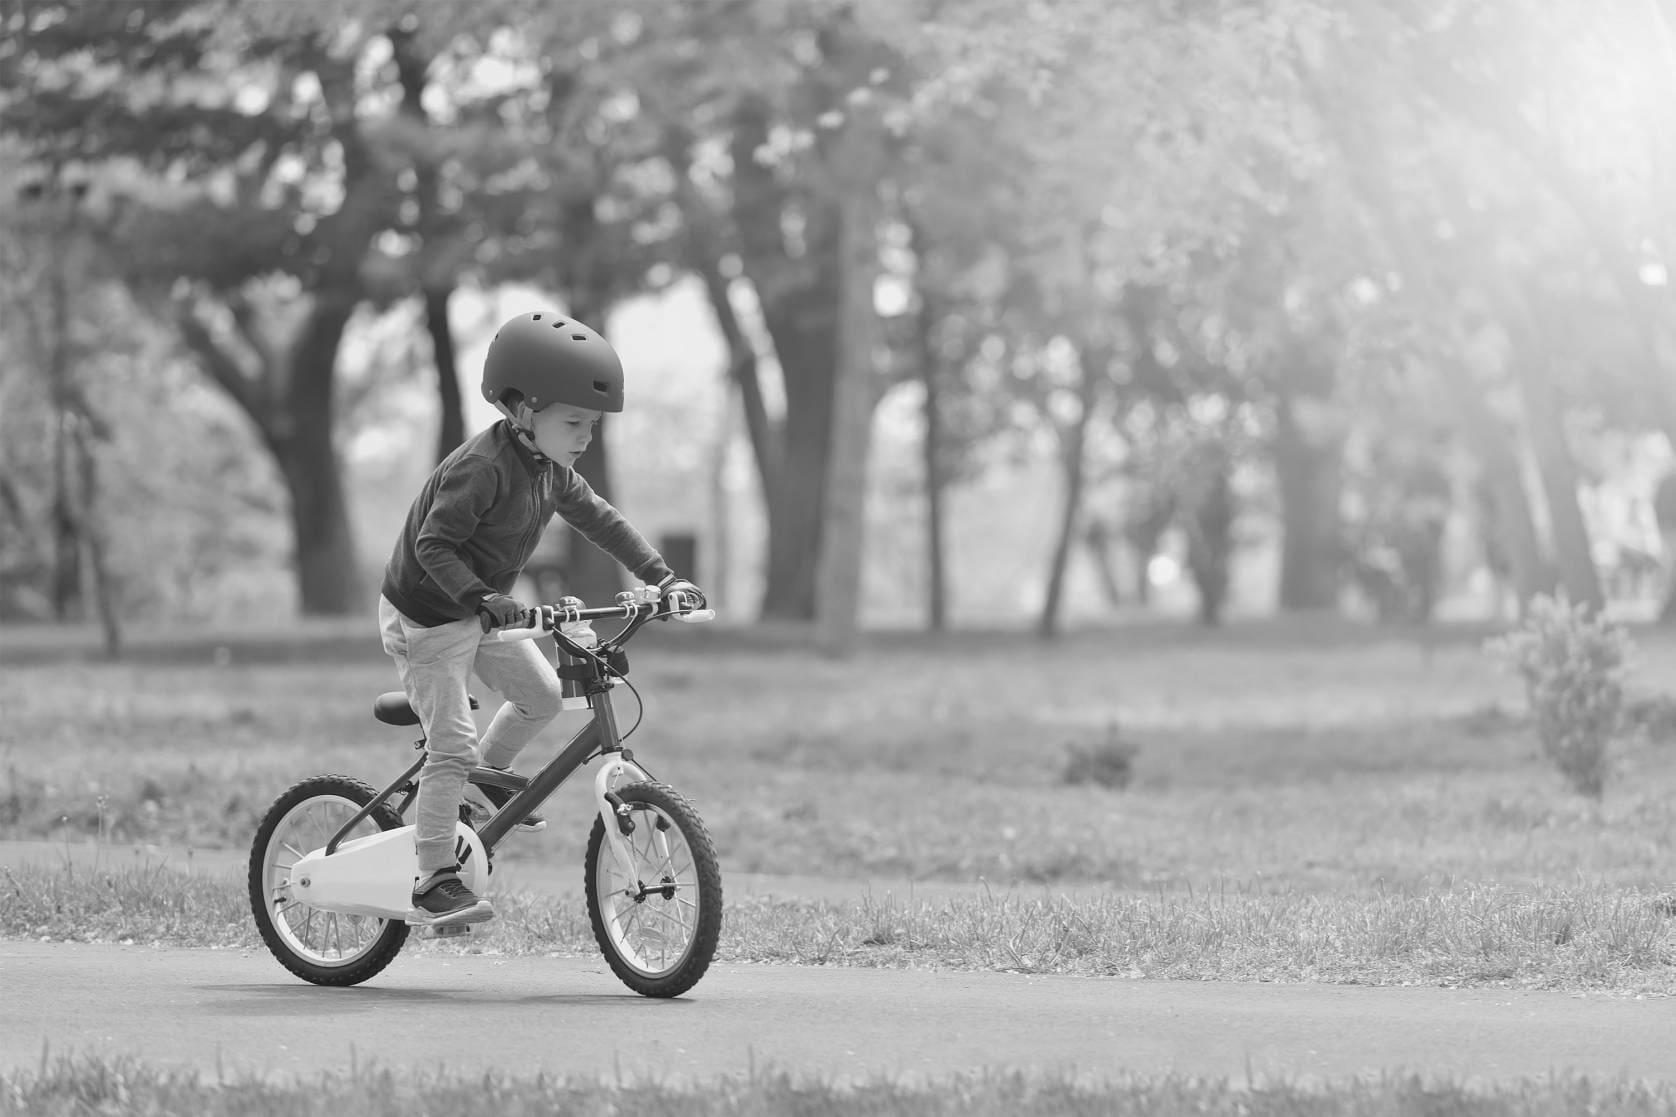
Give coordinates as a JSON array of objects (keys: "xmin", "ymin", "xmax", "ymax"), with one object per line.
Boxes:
[
  {"xmin": 0, "ymin": 170, "xmax": 121, "ymax": 648},
  {"xmin": 388, "ymin": 19, "xmax": 465, "ymax": 462},
  {"xmin": 623, "ymin": 0, "xmax": 927, "ymax": 629},
  {"xmin": 0, "ymin": 0, "xmax": 399, "ymax": 614},
  {"xmin": 0, "ymin": 156, "xmax": 286, "ymax": 629},
  {"xmin": 1296, "ymin": 0, "xmax": 1663, "ymax": 616}
]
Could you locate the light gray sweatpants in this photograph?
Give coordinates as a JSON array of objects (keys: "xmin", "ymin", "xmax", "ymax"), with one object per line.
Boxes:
[{"xmin": 378, "ymin": 595, "xmax": 565, "ymax": 875}]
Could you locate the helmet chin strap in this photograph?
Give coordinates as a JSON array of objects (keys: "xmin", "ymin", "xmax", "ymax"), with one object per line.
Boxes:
[{"xmin": 496, "ymin": 401, "xmax": 552, "ymax": 465}]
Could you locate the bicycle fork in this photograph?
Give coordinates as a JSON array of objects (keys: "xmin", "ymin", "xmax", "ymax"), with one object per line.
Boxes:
[{"xmin": 593, "ymin": 754, "xmax": 665, "ymax": 889}]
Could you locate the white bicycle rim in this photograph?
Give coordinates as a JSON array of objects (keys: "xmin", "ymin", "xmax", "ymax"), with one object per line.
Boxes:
[
  {"xmin": 262, "ymin": 794, "xmax": 394, "ymax": 968},
  {"xmin": 593, "ymin": 801, "xmax": 704, "ymax": 977}
]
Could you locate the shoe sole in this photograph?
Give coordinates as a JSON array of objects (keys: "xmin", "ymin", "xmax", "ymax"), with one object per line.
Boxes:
[{"xmin": 406, "ymin": 900, "xmax": 495, "ymax": 929}]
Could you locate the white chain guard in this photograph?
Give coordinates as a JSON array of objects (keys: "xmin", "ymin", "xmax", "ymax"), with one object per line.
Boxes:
[{"xmin": 288, "ymin": 821, "xmax": 489, "ymax": 921}]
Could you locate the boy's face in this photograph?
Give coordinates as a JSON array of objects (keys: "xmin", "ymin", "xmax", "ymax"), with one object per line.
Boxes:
[{"xmin": 529, "ymin": 402, "xmax": 601, "ymax": 465}]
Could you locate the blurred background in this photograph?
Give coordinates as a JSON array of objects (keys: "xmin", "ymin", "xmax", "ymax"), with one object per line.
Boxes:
[{"xmin": 2, "ymin": 0, "xmax": 1673, "ymax": 655}]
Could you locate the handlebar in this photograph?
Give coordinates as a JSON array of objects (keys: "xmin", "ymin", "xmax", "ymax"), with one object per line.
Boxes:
[{"xmin": 493, "ymin": 595, "xmax": 714, "ymax": 644}]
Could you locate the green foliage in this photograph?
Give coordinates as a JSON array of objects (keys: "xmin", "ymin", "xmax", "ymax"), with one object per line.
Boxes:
[{"xmin": 1488, "ymin": 594, "xmax": 1631, "ymax": 799}]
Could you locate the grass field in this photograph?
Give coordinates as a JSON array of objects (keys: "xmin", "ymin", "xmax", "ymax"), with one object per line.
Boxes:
[
  {"xmin": 7, "ymin": 618, "xmax": 1676, "ymax": 1109},
  {"xmin": 5, "ymin": 616, "xmax": 1676, "ymax": 893},
  {"xmin": 4, "ymin": 616, "xmax": 1676, "ymax": 993}
]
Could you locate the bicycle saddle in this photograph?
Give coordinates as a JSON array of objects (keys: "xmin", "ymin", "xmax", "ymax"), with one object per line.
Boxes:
[{"xmin": 372, "ymin": 691, "xmax": 479, "ymax": 726}]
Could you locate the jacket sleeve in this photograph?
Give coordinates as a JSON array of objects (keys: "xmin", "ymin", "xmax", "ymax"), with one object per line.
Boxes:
[
  {"xmin": 413, "ymin": 459, "xmax": 499, "ymax": 607},
  {"xmin": 554, "ymin": 468, "xmax": 673, "ymax": 585}
]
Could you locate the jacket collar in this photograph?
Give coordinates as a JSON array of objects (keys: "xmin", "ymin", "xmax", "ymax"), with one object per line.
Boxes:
[{"xmin": 501, "ymin": 420, "xmax": 553, "ymax": 476}]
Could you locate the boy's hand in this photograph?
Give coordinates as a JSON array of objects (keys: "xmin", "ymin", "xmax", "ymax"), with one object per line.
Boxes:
[
  {"xmin": 658, "ymin": 575, "xmax": 706, "ymax": 611},
  {"xmin": 476, "ymin": 592, "xmax": 529, "ymax": 631}
]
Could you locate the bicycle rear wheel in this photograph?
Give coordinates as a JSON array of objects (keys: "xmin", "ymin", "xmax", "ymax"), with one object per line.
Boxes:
[
  {"xmin": 585, "ymin": 780, "xmax": 722, "ymax": 998},
  {"xmin": 248, "ymin": 775, "xmax": 410, "ymax": 986}
]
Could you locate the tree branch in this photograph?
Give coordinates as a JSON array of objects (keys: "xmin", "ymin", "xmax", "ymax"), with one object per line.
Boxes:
[
  {"xmin": 661, "ymin": 121, "xmax": 785, "ymax": 489},
  {"xmin": 172, "ymin": 292, "xmax": 275, "ymax": 445}
]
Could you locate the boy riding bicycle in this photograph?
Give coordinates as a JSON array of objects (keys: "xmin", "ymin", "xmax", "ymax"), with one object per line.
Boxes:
[{"xmin": 378, "ymin": 311, "xmax": 702, "ymax": 929}]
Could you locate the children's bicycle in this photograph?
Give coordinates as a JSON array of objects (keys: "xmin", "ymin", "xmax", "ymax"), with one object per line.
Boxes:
[{"xmin": 247, "ymin": 590, "xmax": 722, "ymax": 998}]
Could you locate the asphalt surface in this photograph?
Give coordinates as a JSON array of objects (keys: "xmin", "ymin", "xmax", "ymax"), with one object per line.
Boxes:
[
  {"xmin": 5, "ymin": 840, "xmax": 1676, "ymax": 1086},
  {"xmin": 5, "ymin": 941, "xmax": 1676, "ymax": 1086}
]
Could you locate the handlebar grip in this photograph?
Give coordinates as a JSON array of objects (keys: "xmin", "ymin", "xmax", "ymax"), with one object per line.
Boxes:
[
  {"xmin": 674, "ymin": 608, "xmax": 715, "ymax": 624},
  {"xmin": 493, "ymin": 618, "xmax": 549, "ymax": 642}
]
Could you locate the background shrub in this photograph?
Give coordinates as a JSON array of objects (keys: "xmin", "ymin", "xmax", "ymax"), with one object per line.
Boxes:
[{"xmin": 1488, "ymin": 594, "xmax": 1630, "ymax": 800}]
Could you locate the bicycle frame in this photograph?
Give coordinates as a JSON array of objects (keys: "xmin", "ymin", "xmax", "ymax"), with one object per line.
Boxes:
[{"xmin": 323, "ymin": 608, "xmax": 664, "ymax": 882}]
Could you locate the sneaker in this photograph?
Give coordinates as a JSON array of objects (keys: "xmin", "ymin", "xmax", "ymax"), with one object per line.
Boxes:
[
  {"xmin": 410, "ymin": 867, "xmax": 494, "ymax": 928},
  {"xmin": 472, "ymin": 774, "xmax": 547, "ymax": 832}
]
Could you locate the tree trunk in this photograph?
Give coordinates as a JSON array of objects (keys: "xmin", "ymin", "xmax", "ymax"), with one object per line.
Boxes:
[
  {"xmin": 391, "ymin": 29, "xmax": 464, "ymax": 464},
  {"xmin": 46, "ymin": 232, "xmax": 81, "ymax": 621},
  {"xmin": 707, "ymin": 383, "xmax": 736, "ymax": 612},
  {"xmin": 1083, "ymin": 520, "xmax": 1125, "ymax": 608},
  {"xmin": 663, "ymin": 119, "xmax": 783, "ymax": 542},
  {"xmin": 1272, "ymin": 391, "xmax": 1345, "ymax": 611},
  {"xmin": 279, "ymin": 295, "xmax": 363, "ymax": 615},
  {"xmin": 919, "ymin": 292, "xmax": 950, "ymax": 632},
  {"xmin": 1654, "ymin": 472, "xmax": 1676, "ymax": 622},
  {"xmin": 1037, "ymin": 345, "xmax": 1105, "ymax": 639},
  {"xmin": 1184, "ymin": 447, "xmax": 1236, "ymax": 626},
  {"xmin": 72, "ymin": 414, "xmax": 122, "ymax": 657},
  {"xmin": 176, "ymin": 288, "xmax": 364, "ymax": 616},
  {"xmin": 814, "ymin": 115, "xmax": 884, "ymax": 656},
  {"xmin": 425, "ymin": 287, "xmax": 464, "ymax": 461},
  {"xmin": 1437, "ymin": 361, "xmax": 1555, "ymax": 612},
  {"xmin": 1123, "ymin": 489, "xmax": 1174, "ymax": 607},
  {"xmin": 731, "ymin": 95, "xmax": 840, "ymax": 622},
  {"xmin": 1512, "ymin": 351, "xmax": 1603, "ymax": 611}
]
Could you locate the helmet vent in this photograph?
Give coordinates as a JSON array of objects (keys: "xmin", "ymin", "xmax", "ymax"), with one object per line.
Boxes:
[
  {"xmin": 572, "ymin": 333, "xmax": 588, "ymax": 341},
  {"xmin": 593, "ymin": 380, "xmax": 609, "ymax": 393},
  {"xmin": 551, "ymin": 319, "xmax": 567, "ymax": 328},
  {"xmin": 531, "ymin": 314, "xmax": 541, "ymax": 321}
]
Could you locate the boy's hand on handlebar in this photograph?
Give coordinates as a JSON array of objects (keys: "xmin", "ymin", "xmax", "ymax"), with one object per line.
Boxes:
[
  {"xmin": 477, "ymin": 592, "xmax": 530, "ymax": 631},
  {"xmin": 658, "ymin": 575, "xmax": 707, "ymax": 611}
]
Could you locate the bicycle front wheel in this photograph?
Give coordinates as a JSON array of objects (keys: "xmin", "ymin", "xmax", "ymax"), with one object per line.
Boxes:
[
  {"xmin": 584, "ymin": 780, "xmax": 722, "ymax": 998},
  {"xmin": 248, "ymin": 775, "xmax": 410, "ymax": 986}
]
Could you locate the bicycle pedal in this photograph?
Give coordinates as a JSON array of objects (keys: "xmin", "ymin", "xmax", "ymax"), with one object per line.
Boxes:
[{"xmin": 423, "ymin": 923, "xmax": 473, "ymax": 939}]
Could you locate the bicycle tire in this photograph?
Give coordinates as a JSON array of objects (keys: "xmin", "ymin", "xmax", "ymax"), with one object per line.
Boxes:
[
  {"xmin": 248, "ymin": 774, "xmax": 410, "ymax": 986},
  {"xmin": 584, "ymin": 780, "xmax": 722, "ymax": 998}
]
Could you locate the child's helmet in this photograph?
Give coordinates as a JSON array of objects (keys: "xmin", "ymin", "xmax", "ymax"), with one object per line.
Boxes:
[{"xmin": 481, "ymin": 312, "xmax": 624, "ymax": 413}]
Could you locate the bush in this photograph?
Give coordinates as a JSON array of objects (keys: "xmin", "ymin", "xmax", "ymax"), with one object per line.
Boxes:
[
  {"xmin": 1487, "ymin": 594, "xmax": 1630, "ymax": 800},
  {"xmin": 1060, "ymin": 724, "xmax": 1140, "ymax": 790}
]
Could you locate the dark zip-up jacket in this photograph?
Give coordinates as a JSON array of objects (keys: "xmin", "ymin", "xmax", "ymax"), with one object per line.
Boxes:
[{"xmin": 381, "ymin": 422, "xmax": 671, "ymax": 627}]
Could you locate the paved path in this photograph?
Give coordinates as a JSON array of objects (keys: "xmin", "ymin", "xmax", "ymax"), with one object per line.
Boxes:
[
  {"xmin": 4, "ymin": 941, "xmax": 1675, "ymax": 1086},
  {"xmin": 7, "ymin": 840, "xmax": 1676, "ymax": 1087}
]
